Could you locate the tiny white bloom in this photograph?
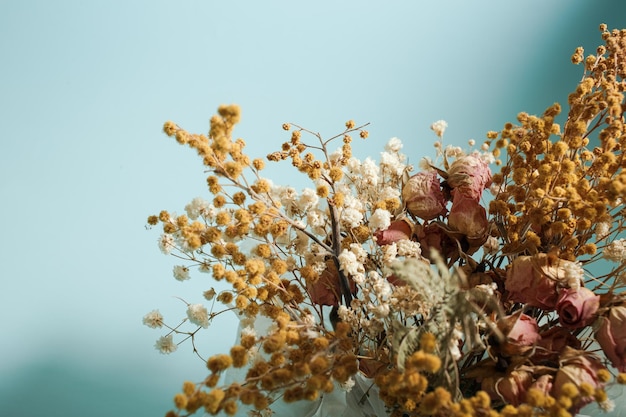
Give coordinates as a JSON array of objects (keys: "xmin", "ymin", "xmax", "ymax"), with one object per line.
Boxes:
[
  {"xmin": 595, "ymin": 221, "xmax": 611, "ymax": 239},
  {"xmin": 186, "ymin": 303, "xmax": 210, "ymax": 328},
  {"xmin": 396, "ymin": 239, "xmax": 421, "ymax": 257},
  {"xmin": 185, "ymin": 197, "xmax": 212, "ymax": 220},
  {"xmin": 142, "ymin": 310, "xmax": 164, "ymax": 328},
  {"xmin": 338, "ymin": 249, "xmax": 361, "ymax": 276},
  {"xmin": 385, "ymin": 137, "xmax": 403, "ymax": 152},
  {"xmin": 158, "ymin": 234, "xmax": 175, "ymax": 255},
  {"xmin": 430, "ymin": 120, "xmax": 448, "ymax": 138},
  {"xmin": 339, "ymin": 377, "xmax": 356, "ymax": 392},
  {"xmin": 599, "ymin": 398, "xmax": 615, "ymax": 412},
  {"xmin": 604, "ymin": 239, "xmax": 626, "ymax": 262},
  {"xmin": 342, "ymin": 207, "xmax": 363, "ymax": 228},
  {"xmin": 155, "ymin": 335, "xmax": 177, "ymax": 354},
  {"xmin": 173, "ymin": 265, "xmax": 190, "ymax": 281}
]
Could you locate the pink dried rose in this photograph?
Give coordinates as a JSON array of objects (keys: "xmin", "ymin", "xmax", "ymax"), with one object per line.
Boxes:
[
  {"xmin": 530, "ymin": 374, "xmax": 553, "ymax": 397},
  {"xmin": 447, "ymin": 154, "xmax": 492, "ymax": 200},
  {"xmin": 595, "ymin": 305, "xmax": 626, "ymax": 372},
  {"xmin": 307, "ymin": 260, "xmax": 356, "ymax": 306},
  {"xmin": 534, "ymin": 326, "xmax": 581, "ymax": 362},
  {"xmin": 447, "ymin": 193, "xmax": 488, "ymax": 240},
  {"xmin": 374, "ymin": 219, "xmax": 412, "ymax": 246},
  {"xmin": 507, "ymin": 313, "xmax": 541, "ymax": 346},
  {"xmin": 402, "ymin": 170, "xmax": 447, "ymax": 220},
  {"xmin": 505, "ymin": 254, "xmax": 559, "ymax": 310},
  {"xmin": 556, "ymin": 287, "xmax": 599, "ymax": 329},
  {"xmin": 551, "ymin": 348, "xmax": 607, "ymax": 413},
  {"xmin": 481, "ymin": 370, "xmax": 532, "ymax": 406}
]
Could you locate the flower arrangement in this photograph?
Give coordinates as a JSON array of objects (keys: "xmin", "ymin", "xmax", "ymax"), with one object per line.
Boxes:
[{"xmin": 144, "ymin": 25, "xmax": 626, "ymax": 417}]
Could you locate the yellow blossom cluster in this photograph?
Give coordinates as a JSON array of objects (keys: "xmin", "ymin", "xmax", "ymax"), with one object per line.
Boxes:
[
  {"xmin": 488, "ymin": 24, "xmax": 626, "ymax": 266},
  {"xmin": 167, "ymin": 320, "xmax": 357, "ymax": 416}
]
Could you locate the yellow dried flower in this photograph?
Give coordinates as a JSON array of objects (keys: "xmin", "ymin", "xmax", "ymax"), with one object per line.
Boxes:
[{"xmin": 207, "ymin": 354, "xmax": 233, "ymax": 373}]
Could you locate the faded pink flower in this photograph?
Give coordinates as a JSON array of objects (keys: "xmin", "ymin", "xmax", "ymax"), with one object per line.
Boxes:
[
  {"xmin": 447, "ymin": 155, "xmax": 492, "ymax": 200},
  {"xmin": 307, "ymin": 260, "xmax": 356, "ymax": 306},
  {"xmin": 595, "ymin": 306, "xmax": 626, "ymax": 372},
  {"xmin": 374, "ymin": 219, "xmax": 412, "ymax": 246},
  {"xmin": 552, "ymin": 349, "xmax": 607, "ymax": 413},
  {"xmin": 535, "ymin": 327, "xmax": 581, "ymax": 362},
  {"xmin": 508, "ymin": 314, "xmax": 541, "ymax": 346},
  {"xmin": 530, "ymin": 374, "xmax": 553, "ymax": 397},
  {"xmin": 402, "ymin": 170, "xmax": 447, "ymax": 220},
  {"xmin": 482, "ymin": 370, "xmax": 532, "ymax": 406},
  {"xmin": 505, "ymin": 254, "xmax": 559, "ymax": 310},
  {"xmin": 556, "ymin": 287, "xmax": 599, "ymax": 329},
  {"xmin": 448, "ymin": 193, "xmax": 488, "ymax": 239}
]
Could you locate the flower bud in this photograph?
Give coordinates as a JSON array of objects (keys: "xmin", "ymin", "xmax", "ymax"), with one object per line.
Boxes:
[{"xmin": 402, "ymin": 170, "xmax": 447, "ymax": 220}]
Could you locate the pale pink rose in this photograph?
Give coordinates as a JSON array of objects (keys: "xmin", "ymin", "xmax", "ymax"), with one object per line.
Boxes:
[
  {"xmin": 481, "ymin": 370, "xmax": 532, "ymax": 406},
  {"xmin": 447, "ymin": 155, "xmax": 492, "ymax": 200},
  {"xmin": 556, "ymin": 287, "xmax": 599, "ymax": 329},
  {"xmin": 595, "ymin": 306, "xmax": 626, "ymax": 372},
  {"xmin": 402, "ymin": 170, "xmax": 447, "ymax": 220},
  {"xmin": 447, "ymin": 193, "xmax": 488, "ymax": 239},
  {"xmin": 307, "ymin": 260, "xmax": 356, "ymax": 306},
  {"xmin": 530, "ymin": 374, "xmax": 553, "ymax": 396},
  {"xmin": 508, "ymin": 314, "xmax": 541, "ymax": 346},
  {"xmin": 414, "ymin": 222, "xmax": 457, "ymax": 261},
  {"xmin": 505, "ymin": 254, "xmax": 559, "ymax": 310},
  {"xmin": 535, "ymin": 327, "xmax": 581, "ymax": 362},
  {"xmin": 374, "ymin": 219, "xmax": 412, "ymax": 246},
  {"xmin": 552, "ymin": 350, "xmax": 606, "ymax": 413}
]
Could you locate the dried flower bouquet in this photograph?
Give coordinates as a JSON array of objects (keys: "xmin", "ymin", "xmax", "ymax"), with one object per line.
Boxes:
[{"xmin": 145, "ymin": 25, "xmax": 626, "ymax": 417}]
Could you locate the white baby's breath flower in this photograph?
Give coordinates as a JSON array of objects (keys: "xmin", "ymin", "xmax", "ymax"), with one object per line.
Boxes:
[
  {"xmin": 173, "ymin": 265, "xmax": 190, "ymax": 281},
  {"xmin": 379, "ymin": 186, "xmax": 401, "ymax": 201},
  {"xmin": 297, "ymin": 188, "xmax": 319, "ymax": 211},
  {"xmin": 185, "ymin": 197, "xmax": 212, "ymax": 220},
  {"xmin": 379, "ymin": 151, "xmax": 406, "ymax": 177},
  {"xmin": 339, "ymin": 377, "xmax": 355, "ymax": 392},
  {"xmin": 155, "ymin": 335, "xmax": 177, "ymax": 354},
  {"xmin": 143, "ymin": 310, "xmax": 164, "ymax": 328},
  {"xmin": 385, "ymin": 137, "xmax": 403, "ymax": 152},
  {"xmin": 158, "ymin": 234, "xmax": 175, "ymax": 255},
  {"xmin": 382, "ymin": 243, "xmax": 398, "ymax": 263},
  {"xmin": 561, "ymin": 260, "xmax": 584, "ymax": 290},
  {"xmin": 338, "ymin": 249, "xmax": 362, "ymax": 276},
  {"xmin": 449, "ymin": 328, "xmax": 464, "ymax": 361},
  {"xmin": 371, "ymin": 303, "xmax": 390, "ymax": 318},
  {"xmin": 186, "ymin": 304, "xmax": 210, "ymax": 328},
  {"xmin": 599, "ymin": 398, "xmax": 615, "ymax": 412},
  {"xmin": 241, "ymin": 326, "xmax": 257, "ymax": 338},
  {"xmin": 342, "ymin": 207, "xmax": 363, "ymax": 228},
  {"xmin": 483, "ymin": 236, "xmax": 499, "ymax": 254},
  {"xmin": 595, "ymin": 221, "xmax": 611, "ymax": 239},
  {"xmin": 430, "ymin": 120, "xmax": 448, "ymax": 138},
  {"xmin": 396, "ymin": 239, "xmax": 422, "ymax": 257},
  {"xmin": 468, "ymin": 139, "xmax": 475, "ymax": 146},
  {"xmin": 604, "ymin": 239, "xmax": 626, "ymax": 262},
  {"xmin": 370, "ymin": 208, "xmax": 392, "ymax": 231},
  {"xmin": 360, "ymin": 157, "xmax": 380, "ymax": 186}
]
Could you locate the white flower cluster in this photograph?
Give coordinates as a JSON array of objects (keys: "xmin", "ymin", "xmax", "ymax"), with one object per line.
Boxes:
[
  {"xmin": 173, "ymin": 265, "xmax": 190, "ymax": 281},
  {"xmin": 430, "ymin": 120, "xmax": 448, "ymax": 138},
  {"xmin": 184, "ymin": 197, "xmax": 215, "ymax": 220},
  {"xmin": 143, "ymin": 309, "xmax": 164, "ymax": 328},
  {"xmin": 155, "ymin": 335, "xmax": 177, "ymax": 354},
  {"xmin": 603, "ymin": 239, "xmax": 626, "ymax": 262},
  {"xmin": 186, "ymin": 303, "xmax": 210, "ymax": 328}
]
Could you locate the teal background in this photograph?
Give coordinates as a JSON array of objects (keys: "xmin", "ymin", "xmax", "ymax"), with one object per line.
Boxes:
[{"xmin": 1, "ymin": 1, "xmax": 625, "ymax": 416}]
